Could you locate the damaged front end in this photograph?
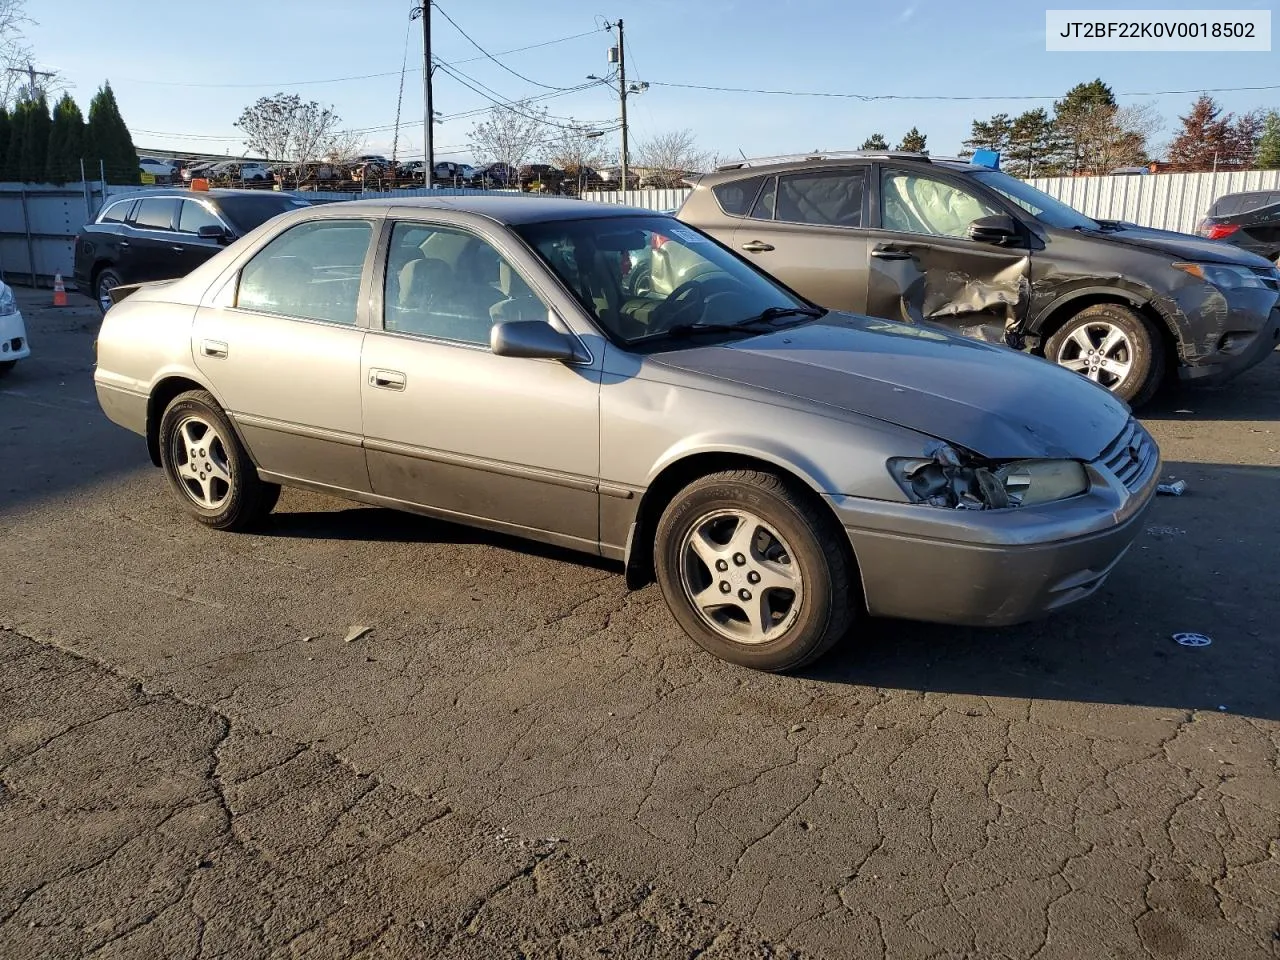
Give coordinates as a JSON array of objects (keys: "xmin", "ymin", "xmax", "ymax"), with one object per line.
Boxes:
[{"xmin": 888, "ymin": 442, "xmax": 1089, "ymax": 511}]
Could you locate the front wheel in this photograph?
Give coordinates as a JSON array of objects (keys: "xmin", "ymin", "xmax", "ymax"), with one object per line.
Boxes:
[
  {"xmin": 158, "ymin": 390, "xmax": 280, "ymax": 531},
  {"xmin": 1045, "ymin": 303, "xmax": 1165, "ymax": 407},
  {"xmin": 654, "ymin": 469, "xmax": 857, "ymax": 672}
]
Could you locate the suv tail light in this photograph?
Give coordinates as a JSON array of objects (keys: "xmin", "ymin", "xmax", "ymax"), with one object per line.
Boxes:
[{"xmin": 1200, "ymin": 221, "xmax": 1240, "ymax": 240}]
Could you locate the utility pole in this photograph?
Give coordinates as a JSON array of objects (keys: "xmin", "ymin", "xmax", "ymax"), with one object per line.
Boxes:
[
  {"xmin": 412, "ymin": 2, "xmax": 434, "ymax": 189},
  {"xmin": 6, "ymin": 63, "xmax": 56, "ymax": 102},
  {"xmin": 616, "ymin": 19, "xmax": 628, "ymax": 192}
]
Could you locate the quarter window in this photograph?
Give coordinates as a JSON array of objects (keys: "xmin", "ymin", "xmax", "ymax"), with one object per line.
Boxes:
[
  {"xmin": 382, "ymin": 221, "xmax": 544, "ymax": 346},
  {"xmin": 99, "ymin": 200, "xmax": 134, "ymax": 224},
  {"xmin": 748, "ymin": 177, "xmax": 777, "ymax": 220},
  {"xmin": 132, "ymin": 198, "xmax": 178, "ymax": 231},
  {"xmin": 775, "ymin": 170, "xmax": 867, "ymax": 227},
  {"xmin": 712, "ymin": 175, "xmax": 766, "ymax": 217},
  {"xmin": 236, "ymin": 219, "xmax": 373, "ymax": 325},
  {"xmin": 177, "ymin": 200, "xmax": 225, "ymax": 235},
  {"xmin": 880, "ymin": 170, "xmax": 999, "ymax": 239}
]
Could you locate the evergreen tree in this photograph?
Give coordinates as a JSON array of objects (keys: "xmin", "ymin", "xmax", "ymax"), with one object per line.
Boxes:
[
  {"xmin": 46, "ymin": 93, "xmax": 87, "ymax": 184},
  {"xmin": 859, "ymin": 133, "xmax": 889, "ymax": 150},
  {"xmin": 896, "ymin": 127, "xmax": 927, "ymax": 152},
  {"xmin": 5, "ymin": 99, "xmax": 28, "ymax": 181},
  {"xmin": 0, "ymin": 107, "xmax": 9, "ymax": 181},
  {"xmin": 1052, "ymin": 79, "xmax": 1116, "ymax": 173},
  {"xmin": 961, "ymin": 113, "xmax": 1012, "ymax": 158},
  {"xmin": 1167, "ymin": 95, "xmax": 1235, "ymax": 171},
  {"xmin": 1257, "ymin": 110, "xmax": 1280, "ymax": 169},
  {"xmin": 19, "ymin": 95, "xmax": 52, "ymax": 183},
  {"xmin": 87, "ymin": 82, "xmax": 139, "ymax": 184},
  {"xmin": 1006, "ymin": 109, "xmax": 1059, "ymax": 178}
]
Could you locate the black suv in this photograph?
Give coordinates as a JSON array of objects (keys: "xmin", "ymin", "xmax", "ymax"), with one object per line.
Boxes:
[
  {"xmin": 1198, "ymin": 189, "xmax": 1280, "ymax": 265},
  {"xmin": 678, "ymin": 151, "xmax": 1280, "ymax": 405},
  {"xmin": 73, "ymin": 189, "xmax": 312, "ymax": 312}
]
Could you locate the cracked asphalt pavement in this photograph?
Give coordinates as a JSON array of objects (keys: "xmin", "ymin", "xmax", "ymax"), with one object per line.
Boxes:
[{"xmin": 1, "ymin": 290, "xmax": 1278, "ymax": 959}]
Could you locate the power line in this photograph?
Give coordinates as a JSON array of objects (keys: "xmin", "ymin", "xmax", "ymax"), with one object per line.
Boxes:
[
  {"xmin": 110, "ymin": 29, "xmax": 603, "ymax": 90},
  {"xmin": 434, "ymin": 62, "xmax": 608, "ymax": 130},
  {"xmin": 646, "ymin": 80, "xmax": 1280, "ymax": 102},
  {"xmin": 432, "ymin": 2, "xmax": 591, "ymax": 93}
]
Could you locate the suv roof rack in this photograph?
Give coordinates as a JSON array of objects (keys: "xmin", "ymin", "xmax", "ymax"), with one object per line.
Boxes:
[{"xmin": 715, "ymin": 150, "xmax": 931, "ymax": 171}]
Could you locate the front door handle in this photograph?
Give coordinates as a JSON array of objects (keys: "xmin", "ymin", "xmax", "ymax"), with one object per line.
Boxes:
[
  {"xmin": 369, "ymin": 369, "xmax": 406, "ymax": 391},
  {"xmin": 171, "ymin": 245, "xmax": 185, "ymax": 253},
  {"xmin": 201, "ymin": 339, "xmax": 228, "ymax": 359},
  {"xmin": 118, "ymin": 241, "xmax": 131, "ymax": 249},
  {"xmin": 740, "ymin": 240, "xmax": 775, "ymax": 253},
  {"xmin": 871, "ymin": 245, "xmax": 912, "ymax": 261}
]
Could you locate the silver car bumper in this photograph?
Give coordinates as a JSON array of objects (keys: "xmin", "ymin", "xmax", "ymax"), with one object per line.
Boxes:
[{"xmin": 827, "ymin": 423, "xmax": 1161, "ymax": 627}]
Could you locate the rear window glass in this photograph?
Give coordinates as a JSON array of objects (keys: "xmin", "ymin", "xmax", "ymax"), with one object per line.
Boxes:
[
  {"xmin": 775, "ymin": 170, "xmax": 867, "ymax": 227},
  {"xmin": 749, "ymin": 177, "xmax": 777, "ymax": 220},
  {"xmin": 712, "ymin": 176, "xmax": 766, "ymax": 217}
]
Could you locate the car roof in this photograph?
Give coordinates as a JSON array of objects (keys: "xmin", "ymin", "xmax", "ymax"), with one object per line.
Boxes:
[
  {"xmin": 103, "ymin": 188, "xmax": 299, "ymax": 203},
  {"xmin": 695, "ymin": 155, "xmax": 984, "ymax": 186},
  {"xmin": 332, "ymin": 195, "xmax": 659, "ymax": 224}
]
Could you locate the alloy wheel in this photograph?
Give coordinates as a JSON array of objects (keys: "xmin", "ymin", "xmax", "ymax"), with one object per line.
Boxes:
[
  {"xmin": 170, "ymin": 416, "xmax": 233, "ymax": 510},
  {"xmin": 678, "ymin": 508, "xmax": 803, "ymax": 644},
  {"xmin": 1054, "ymin": 321, "xmax": 1134, "ymax": 390}
]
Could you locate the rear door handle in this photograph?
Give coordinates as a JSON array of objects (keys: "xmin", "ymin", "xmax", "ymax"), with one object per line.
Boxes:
[
  {"xmin": 201, "ymin": 339, "xmax": 228, "ymax": 359},
  {"xmin": 871, "ymin": 245, "xmax": 912, "ymax": 260},
  {"xmin": 740, "ymin": 240, "xmax": 775, "ymax": 253},
  {"xmin": 369, "ymin": 369, "xmax": 406, "ymax": 390},
  {"xmin": 118, "ymin": 241, "xmax": 131, "ymax": 249},
  {"xmin": 171, "ymin": 245, "xmax": 185, "ymax": 253}
]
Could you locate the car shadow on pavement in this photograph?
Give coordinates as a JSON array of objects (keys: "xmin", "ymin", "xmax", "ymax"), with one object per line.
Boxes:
[
  {"xmin": 260, "ymin": 506, "xmax": 621, "ymax": 573},
  {"xmin": 1142, "ymin": 346, "xmax": 1279, "ymax": 424},
  {"xmin": 804, "ymin": 459, "xmax": 1280, "ymax": 721}
]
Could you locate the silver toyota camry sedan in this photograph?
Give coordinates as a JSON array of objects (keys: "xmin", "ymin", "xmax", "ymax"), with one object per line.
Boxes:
[{"xmin": 93, "ymin": 197, "xmax": 1160, "ymax": 672}]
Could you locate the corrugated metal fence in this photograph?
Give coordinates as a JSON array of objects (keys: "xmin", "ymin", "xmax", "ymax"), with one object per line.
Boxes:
[
  {"xmin": 1029, "ymin": 169, "xmax": 1280, "ymax": 235},
  {"xmin": 3, "ymin": 170, "xmax": 1278, "ymax": 287}
]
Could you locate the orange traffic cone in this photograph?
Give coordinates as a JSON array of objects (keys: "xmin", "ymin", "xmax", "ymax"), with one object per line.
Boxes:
[{"xmin": 53, "ymin": 273, "xmax": 68, "ymax": 307}]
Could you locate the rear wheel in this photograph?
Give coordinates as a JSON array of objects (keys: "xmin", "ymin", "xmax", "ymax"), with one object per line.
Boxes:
[
  {"xmin": 94, "ymin": 267, "xmax": 123, "ymax": 314},
  {"xmin": 654, "ymin": 469, "xmax": 856, "ymax": 672},
  {"xmin": 158, "ymin": 390, "xmax": 280, "ymax": 531},
  {"xmin": 1045, "ymin": 302, "xmax": 1165, "ymax": 407},
  {"xmin": 0, "ymin": 360, "xmax": 15, "ymax": 378}
]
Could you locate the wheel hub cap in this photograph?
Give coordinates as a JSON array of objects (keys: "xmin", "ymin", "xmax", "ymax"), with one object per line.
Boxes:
[
  {"xmin": 1055, "ymin": 321, "xmax": 1134, "ymax": 391},
  {"xmin": 171, "ymin": 416, "xmax": 232, "ymax": 510}
]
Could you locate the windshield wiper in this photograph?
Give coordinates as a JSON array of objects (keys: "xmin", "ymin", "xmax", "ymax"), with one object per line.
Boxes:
[{"xmin": 630, "ymin": 306, "xmax": 825, "ymax": 346}]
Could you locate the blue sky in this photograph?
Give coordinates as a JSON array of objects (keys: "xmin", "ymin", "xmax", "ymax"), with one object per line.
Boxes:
[{"xmin": 29, "ymin": 0, "xmax": 1279, "ymax": 164}]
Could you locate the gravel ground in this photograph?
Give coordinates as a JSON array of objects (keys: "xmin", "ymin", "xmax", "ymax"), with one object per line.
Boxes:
[{"xmin": 1, "ymin": 288, "xmax": 1277, "ymax": 959}]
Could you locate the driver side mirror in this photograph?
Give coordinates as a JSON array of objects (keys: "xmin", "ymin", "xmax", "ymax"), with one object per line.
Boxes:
[
  {"xmin": 491, "ymin": 320, "xmax": 579, "ymax": 361},
  {"xmin": 197, "ymin": 224, "xmax": 232, "ymax": 244},
  {"xmin": 967, "ymin": 214, "xmax": 1019, "ymax": 246}
]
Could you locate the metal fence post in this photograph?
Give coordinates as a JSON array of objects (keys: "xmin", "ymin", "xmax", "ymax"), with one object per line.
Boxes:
[{"xmin": 19, "ymin": 186, "xmax": 37, "ymax": 288}]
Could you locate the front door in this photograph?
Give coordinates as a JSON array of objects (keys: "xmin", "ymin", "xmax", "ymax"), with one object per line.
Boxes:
[
  {"xmin": 729, "ymin": 168, "xmax": 872, "ymax": 313},
  {"xmin": 360, "ymin": 220, "xmax": 600, "ymax": 549},
  {"xmin": 865, "ymin": 165, "xmax": 1032, "ymax": 341},
  {"xmin": 191, "ymin": 216, "xmax": 376, "ymax": 491},
  {"xmin": 173, "ymin": 198, "xmax": 231, "ymax": 276}
]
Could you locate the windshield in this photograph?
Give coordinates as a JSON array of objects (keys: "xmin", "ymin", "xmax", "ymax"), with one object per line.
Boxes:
[
  {"xmin": 216, "ymin": 195, "xmax": 311, "ymax": 234},
  {"xmin": 971, "ymin": 170, "xmax": 1099, "ymax": 230},
  {"xmin": 515, "ymin": 215, "xmax": 814, "ymax": 348}
]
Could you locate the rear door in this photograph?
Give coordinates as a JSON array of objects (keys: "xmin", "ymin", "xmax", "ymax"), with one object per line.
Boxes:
[
  {"xmin": 864, "ymin": 164, "xmax": 1032, "ymax": 340},
  {"xmin": 729, "ymin": 167, "xmax": 871, "ymax": 313},
  {"xmin": 125, "ymin": 197, "xmax": 183, "ymax": 282}
]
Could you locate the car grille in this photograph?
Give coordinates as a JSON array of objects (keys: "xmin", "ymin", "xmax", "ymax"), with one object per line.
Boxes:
[{"xmin": 1095, "ymin": 419, "xmax": 1158, "ymax": 492}]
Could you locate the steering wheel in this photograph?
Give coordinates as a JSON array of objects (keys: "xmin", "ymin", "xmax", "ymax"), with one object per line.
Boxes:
[{"xmin": 651, "ymin": 279, "xmax": 706, "ymax": 330}]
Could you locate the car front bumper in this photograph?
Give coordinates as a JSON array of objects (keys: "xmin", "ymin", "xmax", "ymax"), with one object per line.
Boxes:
[
  {"xmin": 827, "ymin": 437, "xmax": 1160, "ymax": 627},
  {"xmin": 1176, "ymin": 294, "xmax": 1280, "ymax": 386},
  {"xmin": 0, "ymin": 309, "xmax": 31, "ymax": 363}
]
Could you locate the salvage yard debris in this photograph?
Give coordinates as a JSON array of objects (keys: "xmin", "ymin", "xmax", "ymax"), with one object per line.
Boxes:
[{"xmin": 1157, "ymin": 480, "xmax": 1188, "ymax": 496}]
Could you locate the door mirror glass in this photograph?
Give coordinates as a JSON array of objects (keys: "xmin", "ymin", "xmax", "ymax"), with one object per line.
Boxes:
[
  {"xmin": 491, "ymin": 320, "xmax": 578, "ymax": 361},
  {"xmin": 966, "ymin": 214, "xmax": 1019, "ymax": 245}
]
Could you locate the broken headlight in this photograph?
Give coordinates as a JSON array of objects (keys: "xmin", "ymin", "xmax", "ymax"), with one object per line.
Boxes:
[
  {"xmin": 1171, "ymin": 262, "xmax": 1272, "ymax": 291},
  {"xmin": 888, "ymin": 443, "xmax": 1088, "ymax": 510}
]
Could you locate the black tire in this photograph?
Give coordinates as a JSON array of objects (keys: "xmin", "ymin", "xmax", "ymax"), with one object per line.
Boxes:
[
  {"xmin": 158, "ymin": 389, "xmax": 280, "ymax": 531},
  {"xmin": 0, "ymin": 360, "xmax": 15, "ymax": 379},
  {"xmin": 1044, "ymin": 302, "xmax": 1165, "ymax": 407},
  {"xmin": 653, "ymin": 469, "xmax": 856, "ymax": 672},
  {"xmin": 94, "ymin": 267, "xmax": 123, "ymax": 315}
]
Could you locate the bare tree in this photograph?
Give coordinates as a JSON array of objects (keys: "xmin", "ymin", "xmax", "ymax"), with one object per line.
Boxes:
[
  {"xmin": 634, "ymin": 129, "xmax": 708, "ymax": 186},
  {"xmin": 541, "ymin": 120, "xmax": 613, "ymax": 190},
  {"xmin": 235, "ymin": 93, "xmax": 343, "ymax": 179},
  {"xmin": 1085, "ymin": 101, "xmax": 1162, "ymax": 173},
  {"xmin": 1, "ymin": 0, "xmax": 34, "ymax": 107},
  {"xmin": 469, "ymin": 105, "xmax": 547, "ymax": 181}
]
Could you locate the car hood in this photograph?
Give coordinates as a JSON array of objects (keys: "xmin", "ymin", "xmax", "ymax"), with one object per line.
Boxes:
[
  {"xmin": 651, "ymin": 314, "xmax": 1132, "ymax": 461},
  {"xmin": 1087, "ymin": 221, "xmax": 1276, "ymax": 268}
]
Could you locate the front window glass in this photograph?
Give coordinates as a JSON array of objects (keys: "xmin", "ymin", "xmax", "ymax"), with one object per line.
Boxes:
[
  {"xmin": 881, "ymin": 170, "xmax": 1000, "ymax": 239},
  {"xmin": 970, "ymin": 170, "xmax": 1099, "ymax": 230},
  {"xmin": 177, "ymin": 200, "xmax": 224, "ymax": 234},
  {"xmin": 515, "ymin": 215, "xmax": 817, "ymax": 349},
  {"xmin": 236, "ymin": 219, "xmax": 372, "ymax": 325},
  {"xmin": 382, "ymin": 221, "xmax": 545, "ymax": 345}
]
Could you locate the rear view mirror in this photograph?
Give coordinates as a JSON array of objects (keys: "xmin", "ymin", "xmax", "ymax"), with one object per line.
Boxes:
[
  {"xmin": 491, "ymin": 320, "xmax": 579, "ymax": 361},
  {"xmin": 967, "ymin": 214, "xmax": 1019, "ymax": 245}
]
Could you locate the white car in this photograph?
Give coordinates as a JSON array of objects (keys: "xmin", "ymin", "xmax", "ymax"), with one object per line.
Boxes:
[
  {"xmin": 139, "ymin": 158, "xmax": 177, "ymax": 182},
  {"xmin": 0, "ymin": 280, "xmax": 30, "ymax": 377}
]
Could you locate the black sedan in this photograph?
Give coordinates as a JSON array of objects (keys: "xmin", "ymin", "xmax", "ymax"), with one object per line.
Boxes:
[{"xmin": 73, "ymin": 190, "xmax": 311, "ymax": 312}]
